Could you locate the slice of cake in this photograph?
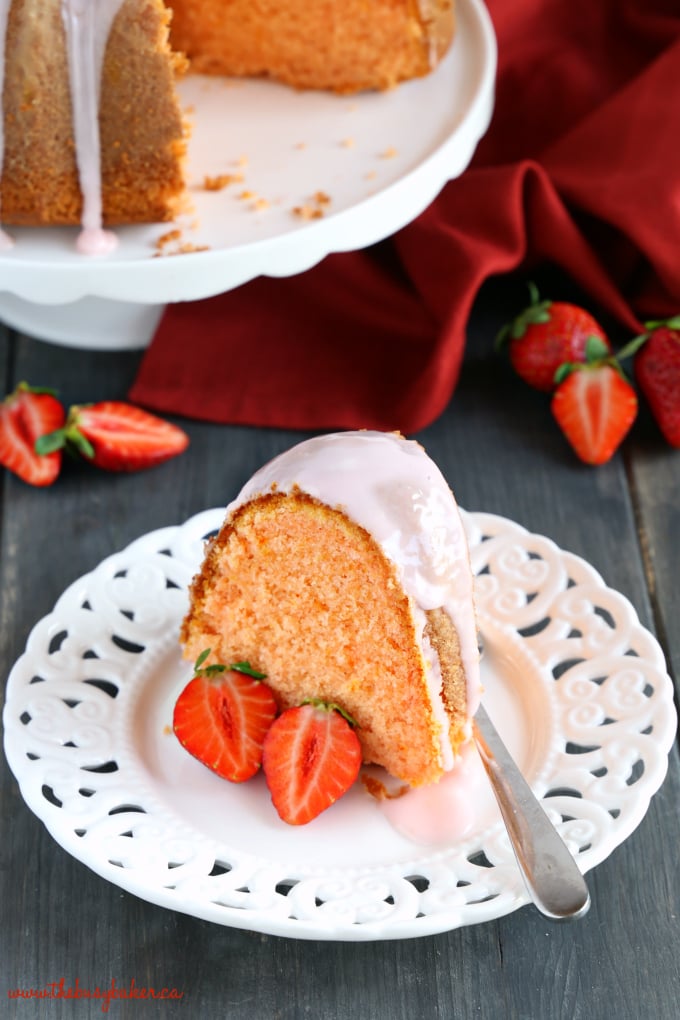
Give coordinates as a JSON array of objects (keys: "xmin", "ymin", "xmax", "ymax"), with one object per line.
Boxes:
[
  {"xmin": 167, "ymin": 0, "xmax": 455, "ymax": 94},
  {"xmin": 180, "ymin": 430, "xmax": 480, "ymax": 788}
]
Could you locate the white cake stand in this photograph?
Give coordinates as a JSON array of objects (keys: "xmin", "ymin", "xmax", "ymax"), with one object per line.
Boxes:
[{"xmin": 0, "ymin": 0, "xmax": 496, "ymax": 349}]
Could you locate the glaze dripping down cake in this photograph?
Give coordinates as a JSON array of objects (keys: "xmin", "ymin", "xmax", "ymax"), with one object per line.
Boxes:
[
  {"xmin": 180, "ymin": 431, "xmax": 481, "ymax": 788},
  {"xmin": 0, "ymin": 0, "xmax": 188, "ymax": 253},
  {"xmin": 0, "ymin": 0, "xmax": 455, "ymax": 250}
]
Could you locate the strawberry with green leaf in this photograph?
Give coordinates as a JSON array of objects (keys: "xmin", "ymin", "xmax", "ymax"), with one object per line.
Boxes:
[
  {"xmin": 173, "ymin": 649, "xmax": 278, "ymax": 782},
  {"xmin": 551, "ymin": 337, "xmax": 638, "ymax": 465},
  {"xmin": 37, "ymin": 400, "xmax": 189, "ymax": 472},
  {"xmin": 262, "ymin": 700, "xmax": 362, "ymax": 825},
  {"xmin": 618, "ymin": 316, "xmax": 680, "ymax": 447},
  {"xmin": 496, "ymin": 283, "xmax": 612, "ymax": 392},
  {"xmin": 0, "ymin": 382, "xmax": 65, "ymax": 486}
]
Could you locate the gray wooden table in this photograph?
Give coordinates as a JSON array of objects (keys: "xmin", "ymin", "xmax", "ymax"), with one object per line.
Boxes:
[{"xmin": 1, "ymin": 270, "xmax": 678, "ymax": 1019}]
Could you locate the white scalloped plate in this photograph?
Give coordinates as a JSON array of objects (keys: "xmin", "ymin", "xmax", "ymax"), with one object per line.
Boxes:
[
  {"xmin": 3, "ymin": 508, "xmax": 676, "ymax": 940},
  {"xmin": 0, "ymin": 0, "xmax": 496, "ymax": 348}
]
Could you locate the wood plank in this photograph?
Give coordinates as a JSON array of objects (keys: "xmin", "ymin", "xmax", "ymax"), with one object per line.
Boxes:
[
  {"xmin": 1, "ymin": 272, "xmax": 678, "ymax": 1020},
  {"xmin": 627, "ymin": 411, "xmax": 680, "ymax": 689}
]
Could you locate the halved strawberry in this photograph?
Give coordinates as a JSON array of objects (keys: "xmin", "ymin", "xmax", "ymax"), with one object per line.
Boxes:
[
  {"xmin": 262, "ymin": 700, "xmax": 362, "ymax": 825},
  {"xmin": 173, "ymin": 650, "xmax": 278, "ymax": 782},
  {"xmin": 36, "ymin": 400, "xmax": 189, "ymax": 472},
  {"xmin": 551, "ymin": 339, "xmax": 638, "ymax": 465},
  {"xmin": 496, "ymin": 283, "xmax": 612, "ymax": 392},
  {"xmin": 0, "ymin": 382, "xmax": 65, "ymax": 486}
]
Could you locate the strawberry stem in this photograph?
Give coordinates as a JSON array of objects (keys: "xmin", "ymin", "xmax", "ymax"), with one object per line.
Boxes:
[
  {"xmin": 16, "ymin": 381, "xmax": 60, "ymax": 398},
  {"xmin": 584, "ymin": 335, "xmax": 610, "ymax": 361},
  {"xmin": 554, "ymin": 335, "xmax": 631, "ymax": 386},
  {"xmin": 193, "ymin": 648, "xmax": 267, "ymax": 680},
  {"xmin": 34, "ymin": 406, "xmax": 96, "ymax": 461},
  {"xmin": 644, "ymin": 315, "xmax": 680, "ymax": 330},
  {"xmin": 230, "ymin": 662, "xmax": 267, "ymax": 679},
  {"xmin": 4, "ymin": 380, "xmax": 60, "ymax": 412},
  {"xmin": 616, "ymin": 334, "xmax": 649, "ymax": 361},
  {"xmin": 617, "ymin": 316, "xmax": 680, "ymax": 362},
  {"xmin": 194, "ymin": 648, "xmax": 213, "ymax": 671},
  {"xmin": 494, "ymin": 281, "xmax": 552, "ymax": 350},
  {"xmin": 301, "ymin": 697, "xmax": 359, "ymax": 727},
  {"xmin": 34, "ymin": 431, "xmax": 67, "ymax": 456}
]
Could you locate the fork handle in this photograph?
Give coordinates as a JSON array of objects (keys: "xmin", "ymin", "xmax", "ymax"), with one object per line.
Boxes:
[{"xmin": 473, "ymin": 704, "xmax": 591, "ymax": 921}]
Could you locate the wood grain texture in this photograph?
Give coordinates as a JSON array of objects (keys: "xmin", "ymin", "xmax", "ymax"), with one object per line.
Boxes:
[{"xmin": 1, "ymin": 271, "xmax": 678, "ymax": 1020}]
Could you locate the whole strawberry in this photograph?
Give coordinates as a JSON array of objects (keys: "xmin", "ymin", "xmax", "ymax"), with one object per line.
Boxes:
[
  {"xmin": 620, "ymin": 317, "xmax": 680, "ymax": 447},
  {"xmin": 0, "ymin": 382, "xmax": 65, "ymax": 486},
  {"xmin": 173, "ymin": 650, "xmax": 278, "ymax": 782},
  {"xmin": 551, "ymin": 337, "xmax": 638, "ymax": 465},
  {"xmin": 496, "ymin": 283, "xmax": 612, "ymax": 392},
  {"xmin": 36, "ymin": 400, "xmax": 189, "ymax": 471}
]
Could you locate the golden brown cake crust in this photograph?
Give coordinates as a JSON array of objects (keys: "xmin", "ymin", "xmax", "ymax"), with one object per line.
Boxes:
[
  {"xmin": 181, "ymin": 489, "xmax": 469, "ymax": 787},
  {"xmin": 424, "ymin": 607, "xmax": 469, "ymax": 754},
  {"xmin": 1, "ymin": 0, "xmax": 188, "ymax": 226},
  {"xmin": 167, "ymin": 0, "xmax": 455, "ymax": 93}
]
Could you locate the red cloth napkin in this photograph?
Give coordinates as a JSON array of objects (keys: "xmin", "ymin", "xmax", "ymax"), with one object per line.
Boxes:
[{"xmin": 129, "ymin": 0, "xmax": 680, "ymax": 433}]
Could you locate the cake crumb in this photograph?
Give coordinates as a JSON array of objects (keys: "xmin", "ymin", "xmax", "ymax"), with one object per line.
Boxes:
[
  {"xmin": 153, "ymin": 228, "xmax": 210, "ymax": 257},
  {"xmin": 292, "ymin": 191, "xmax": 331, "ymax": 220},
  {"xmin": 163, "ymin": 724, "xmax": 172, "ymax": 736},
  {"xmin": 365, "ymin": 170, "xmax": 377, "ymax": 180},
  {"xmin": 177, "ymin": 242, "xmax": 210, "ymax": 254},
  {"xmin": 203, "ymin": 172, "xmax": 244, "ymax": 191},
  {"xmin": 380, "ymin": 146, "xmax": 399, "ymax": 159},
  {"xmin": 233, "ymin": 189, "xmax": 271, "ymax": 213},
  {"xmin": 294, "ymin": 142, "xmax": 307, "ymax": 150},
  {"xmin": 293, "ymin": 204, "xmax": 323, "ymax": 221},
  {"xmin": 340, "ymin": 137, "xmax": 355, "ymax": 148},
  {"xmin": 154, "ymin": 242, "xmax": 211, "ymax": 257},
  {"xmin": 361, "ymin": 770, "xmax": 409, "ymax": 801},
  {"xmin": 155, "ymin": 228, "xmax": 182, "ymax": 250}
]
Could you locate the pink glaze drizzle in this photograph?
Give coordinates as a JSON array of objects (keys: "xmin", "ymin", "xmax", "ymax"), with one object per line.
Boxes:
[
  {"xmin": 0, "ymin": 0, "xmax": 123, "ymax": 253},
  {"xmin": 230, "ymin": 430, "xmax": 482, "ymax": 773},
  {"xmin": 375, "ymin": 742, "xmax": 497, "ymax": 845},
  {"xmin": 61, "ymin": 0, "xmax": 122, "ymax": 254}
]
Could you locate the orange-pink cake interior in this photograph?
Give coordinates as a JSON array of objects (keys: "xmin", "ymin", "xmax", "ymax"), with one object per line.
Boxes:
[{"xmin": 166, "ymin": 0, "xmax": 455, "ymax": 94}]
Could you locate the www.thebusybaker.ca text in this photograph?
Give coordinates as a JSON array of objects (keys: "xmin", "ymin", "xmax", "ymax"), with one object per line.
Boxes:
[{"xmin": 8, "ymin": 977, "xmax": 184, "ymax": 1012}]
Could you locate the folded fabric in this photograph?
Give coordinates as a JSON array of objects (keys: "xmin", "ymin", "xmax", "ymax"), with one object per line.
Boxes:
[{"xmin": 129, "ymin": 0, "xmax": 680, "ymax": 433}]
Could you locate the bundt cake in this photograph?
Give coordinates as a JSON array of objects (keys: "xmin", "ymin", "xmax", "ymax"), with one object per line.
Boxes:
[
  {"xmin": 0, "ymin": 1, "xmax": 455, "ymax": 247},
  {"xmin": 180, "ymin": 430, "xmax": 481, "ymax": 788}
]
